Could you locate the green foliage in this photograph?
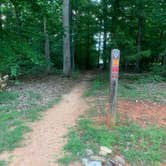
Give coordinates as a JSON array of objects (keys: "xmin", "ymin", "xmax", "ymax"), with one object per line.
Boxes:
[
  {"xmin": 64, "ymin": 119, "xmax": 166, "ymax": 165},
  {"xmin": 115, "ymin": 124, "xmax": 165, "ymax": 164},
  {"xmin": 0, "ymin": 89, "xmax": 54, "ymax": 153},
  {"xmin": 127, "ymin": 50, "xmax": 152, "ymax": 62},
  {"xmin": 0, "ymin": 160, "xmax": 7, "ymax": 166},
  {"xmin": 150, "ymin": 64, "xmax": 166, "ymax": 79},
  {"xmin": 58, "ymin": 155, "xmax": 78, "ymax": 166},
  {"xmin": 0, "ymin": 92, "xmax": 18, "ymax": 104},
  {"xmin": 1, "ymin": 0, "xmax": 166, "ymax": 74},
  {"xmin": 0, "ymin": 33, "xmax": 45, "ymax": 77},
  {"xmin": 0, "ymin": 110, "xmax": 29, "ymax": 152},
  {"xmin": 84, "ymin": 73, "xmax": 109, "ymax": 97},
  {"xmin": 64, "ymin": 129, "xmax": 86, "ymax": 156},
  {"xmin": 0, "ymin": 74, "xmax": 74, "ymax": 158}
]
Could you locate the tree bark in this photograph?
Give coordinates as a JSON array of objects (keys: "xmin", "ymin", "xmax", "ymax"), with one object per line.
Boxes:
[
  {"xmin": 97, "ymin": 31, "xmax": 102, "ymax": 68},
  {"xmin": 71, "ymin": 7, "xmax": 78, "ymax": 70},
  {"xmin": 63, "ymin": 0, "xmax": 71, "ymax": 76},
  {"xmin": 102, "ymin": 0, "xmax": 108, "ymax": 69},
  {"xmin": 103, "ymin": 27, "xmax": 107, "ymax": 69},
  {"xmin": 0, "ymin": 2, "xmax": 3, "ymax": 44},
  {"xmin": 86, "ymin": 19, "xmax": 90, "ymax": 70},
  {"xmin": 10, "ymin": 0, "xmax": 22, "ymax": 34},
  {"xmin": 44, "ymin": 16, "xmax": 51, "ymax": 73},
  {"xmin": 111, "ymin": 0, "xmax": 120, "ymax": 47},
  {"xmin": 159, "ymin": 29, "xmax": 164, "ymax": 64},
  {"xmin": 163, "ymin": 48, "xmax": 166, "ymax": 66},
  {"xmin": 135, "ymin": 17, "xmax": 143, "ymax": 72},
  {"xmin": 0, "ymin": 2, "xmax": 2, "ymax": 32}
]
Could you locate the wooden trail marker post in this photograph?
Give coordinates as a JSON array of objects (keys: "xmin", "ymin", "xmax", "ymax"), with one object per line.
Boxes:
[{"xmin": 109, "ymin": 49, "xmax": 120, "ymax": 124}]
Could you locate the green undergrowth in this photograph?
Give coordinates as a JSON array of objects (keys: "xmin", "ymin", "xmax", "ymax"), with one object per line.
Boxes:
[
  {"xmin": 0, "ymin": 84, "xmax": 61, "ymax": 155},
  {"xmin": 0, "ymin": 160, "xmax": 7, "ymax": 166},
  {"xmin": 60, "ymin": 119, "xmax": 166, "ymax": 166},
  {"xmin": 61, "ymin": 72, "xmax": 166, "ymax": 166},
  {"xmin": 85, "ymin": 72, "xmax": 166, "ymax": 103},
  {"xmin": 0, "ymin": 111, "xmax": 30, "ymax": 153},
  {"xmin": 0, "ymin": 72, "xmax": 78, "ymax": 162}
]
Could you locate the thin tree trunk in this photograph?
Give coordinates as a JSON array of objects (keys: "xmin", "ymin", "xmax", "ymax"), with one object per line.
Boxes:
[
  {"xmin": 71, "ymin": 42, "xmax": 75, "ymax": 70},
  {"xmin": 136, "ymin": 17, "xmax": 143, "ymax": 72},
  {"xmin": 163, "ymin": 48, "xmax": 166, "ymax": 66},
  {"xmin": 10, "ymin": 0, "xmax": 22, "ymax": 34},
  {"xmin": 159, "ymin": 29, "xmax": 163, "ymax": 44},
  {"xmin": 102, "ymin": 0, "xmax": 107, "ymax": 69},
  {"xmin": 164, "ymin": 55, "xmax": 166, "ymax": 66},
  {"xmin": 111, "ymin": 0, "xmax": 120, "ymax": 48},
  {"xmin": 71, "ymin": 8, "xmax": 78, "ymax": 70},
  {"xmin": 103, "ymin": 25, "xmax": 107, "ymax": 69},
  {"xmin": 0, "ymin": 2, "xmax": 2, "ymax": 32},
  {"xmin": 0, "ymin": 2, "xmax": 3, "ymax": 43},
  {"xmin": 159, "ymin": 29, "xmax": 164, "ymax": 64},
  {"xmin": 97, "ymin": 31, "xmax": 102, "ymax": 68},
  {"xmin": 86, "ymin": 19, "xmax": 90, "ymax": 69},
  {"xmin": 44, "ymin": 16, "xmax": 51, "ymax": 73},
  {"xmin": 63, "ymin": 0, "xmax": 71, "ymax": 76}
]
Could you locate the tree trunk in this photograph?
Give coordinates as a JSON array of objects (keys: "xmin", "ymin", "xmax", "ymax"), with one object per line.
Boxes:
[
  {"xmin": 103, "ymin": 28, "xmax": 107, "ymax": 69},
  {"xmin": 63, "ymin": 0, "xmax": 71, "ymax": 76},
  {"xmin": 71, "ymin": 8, "xmax": 78, "ymax": 70},
  {"xmin": 159, "ymin": 29, "xmax": 164, "ymax": 64},
  {"xmin": 111, "ymin": 0, "xmax": 120, "ymax": 48},
  {"xmin": 0, "ymin": 2, "xmax": 2, "ymax": 32},
  {"xmin": 0, "ymin": 2, "xmax": 3, "ymax": 43},
  {"xmin": 44, "ymin": 16, "xmax": 51, "ymax": 73},
  {"xmin": 86, "ymin": 19, "xmax": 90, "ymax": 70},
  {"xmin": 136, "ymin": 17, "xmax": 143, "ymax": 72},
  {"xmin": 102, "ymin": 0, "xmax": 107, "ymax": 69},
  {"xmin": 10, "ymin": 0, "xmax": 22, "ymax": 34},
  {"xmin": 97, "ymin": 31, "xmax": 102, "ymax": 68},
  {"xmin": 164, "ymin": 55, "xmax": 166, "ymax": 66},
  {"xmin": 71, "ymin": 41, "xmax": 75, "ymax": 70},
  {"xmin": 163, "ymin": 48, "xmax": 166, "ymax": 66}
]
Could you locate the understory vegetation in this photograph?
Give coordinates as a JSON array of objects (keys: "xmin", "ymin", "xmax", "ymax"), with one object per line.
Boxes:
[
  {"xmin": 0, "ymin": 0, "xmax": 166, "ymax": 165},
  {"xmin": 85, "ymin": 71, "xmax": 166, "ymax": 103},
  {"xmin": 61, "ymin": 119, "xmax": 165, "ymax": 166},
  {"xmin": 0, "ymin": 75, "xmax": 77, "ymax": 164},
  {"xmin": 1, "ymin": 0, "xmax": 166, "ymax": 77},
  {"xmin": 60, "ymin": 73, "xmax": 166, "ymax": 166}
]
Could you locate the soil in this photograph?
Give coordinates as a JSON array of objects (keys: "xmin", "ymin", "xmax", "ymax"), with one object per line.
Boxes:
[
  {"xmin": 0, "ymin": 73, "xmax": 165, "ymax": 166},
  {"xmin": 7, "ymin": 75, "xmax": 77, "ymax": 111},
  {"xmin": 118, "ymin": 100, "xmax": 166, "ymax": 127},
  {"xmin": 0, "ymin": 76, "xmax": 91, "ymax": 166},
  {"xmin": 93, "ymin": 99, "xmax": 166, "ymax": 128}
]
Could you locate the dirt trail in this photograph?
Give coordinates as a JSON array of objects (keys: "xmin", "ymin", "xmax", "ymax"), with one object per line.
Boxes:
[{"xmin": 1, "ymin": 78, "xmax": 90, "ymax": 166}]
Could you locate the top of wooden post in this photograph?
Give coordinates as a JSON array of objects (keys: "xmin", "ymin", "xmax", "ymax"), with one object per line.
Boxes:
[{"xmin": 111, "ymin": 49, "xmax": 120, "ymax": 59}]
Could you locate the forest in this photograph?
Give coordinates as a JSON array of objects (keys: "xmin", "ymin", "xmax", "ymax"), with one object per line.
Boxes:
[
  {"xmin": 0, "ymin": 0, "xmax": 166, "ymax": 166},
  {"xmin": 0, "ymin": 0, "xmax": 166, "ymax": 77}
]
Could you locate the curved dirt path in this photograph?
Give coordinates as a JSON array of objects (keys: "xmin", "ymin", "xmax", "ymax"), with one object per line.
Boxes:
[{"xmin": 1, "ymin": 78, "xmax": 90, "ymax": 166}]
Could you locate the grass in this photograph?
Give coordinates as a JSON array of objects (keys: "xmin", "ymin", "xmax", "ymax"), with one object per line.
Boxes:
[
  {"xmin": 85, "ymin": 72, "xmax": 166, "ymax": 103},
  {"xmin": 0, "ymin": 89, "xmax": 61, "ymax": 154},
  {"xmin": 61, "ymin": 71, "xmax": 166, "ymax": 166},
  {"xmin": 0, "ymin": 74, "xmax": 75, "ymax": 160},
  {"xmin": 0, "ymin": 160, "xmax": 7, "ymax": 166},
  {"xmin": 58, "ymin": 155, "xmax": 78, "ymax": 166},
  {"xmin": 61, "ymin": 119, "xmax": 166, "ymax": 166},
  {"xmin": 0, "ymin": 108, "xmax": 30, "ymax": 153},
  {"xmin": 0, "ymin": 92, "xmax": 18, "ymax": 104}
]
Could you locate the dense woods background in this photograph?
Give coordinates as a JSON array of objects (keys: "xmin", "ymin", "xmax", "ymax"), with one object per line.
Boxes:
[{"xmin": 0, "ymin": 0, "xmax": 166, "ymax": 77}]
